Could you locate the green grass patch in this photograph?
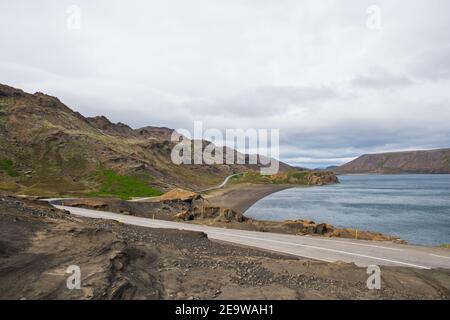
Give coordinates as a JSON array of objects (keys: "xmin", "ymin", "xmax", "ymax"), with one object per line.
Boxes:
[
  {"xmin": 229, "ymin": 172, "xmax": 273, "ymax": 184},
  {"xmin": 0, "ymin": 158, "xmax": 19, "ymax": 177},
  {"xmin": 440, "ymin": 244, "xmax": 450, "ymax": 249},
  {"xmin": 230, "ymin": 170, "xmax": 313, "ymax": 185},
  {"xmin": 92, "ymin": 170, "xmax": 162, "ymax": 200}
]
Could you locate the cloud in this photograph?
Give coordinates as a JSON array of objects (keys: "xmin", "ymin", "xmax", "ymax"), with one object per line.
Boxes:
[
  {"xmin": 1, "ymin": 0, "xmax": 450, "ymax": 167},
  {"xmin": 411, "ymin": 47, "xmax": 450, "ymax": 81},
  {"xmin": 202, "ymin": 85, "xmax": 339, "ymax": 118},
  {"xmin": 351, "ymin": 68, "xmax": 414, "ymax": 89}
]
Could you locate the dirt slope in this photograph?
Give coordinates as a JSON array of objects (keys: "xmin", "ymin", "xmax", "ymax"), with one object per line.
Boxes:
[{"xmin": 1, "ymin": 195, "xmax": 449, "ymax": 300}]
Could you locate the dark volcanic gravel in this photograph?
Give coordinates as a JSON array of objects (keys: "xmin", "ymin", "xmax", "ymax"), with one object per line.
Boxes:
[{"xmin": 1, "ymin": 195, "xmax": 449, "ymax": 300}]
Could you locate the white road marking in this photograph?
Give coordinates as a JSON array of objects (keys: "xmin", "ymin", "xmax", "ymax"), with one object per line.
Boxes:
[
  {"xmin": 58, "ymin": 206, "xmax": 446, "ymax": 270},
  {"xmin": 302, "ymin": 235, "xmax": 404, "ymax": 252},
  {"xmin": 211, "ymin": 240, "xmax": 335, "ymax": 263},
  {"xmin": 430, "ymin": 254, "xmax": 450, "ymax": 260},
  {"xmin": 209, "ymin": 232, "xmax": 430, "ymax": 269},
  {"xmin": 67, "ymin": 208, "xmax": 334, "ymax": 263}
]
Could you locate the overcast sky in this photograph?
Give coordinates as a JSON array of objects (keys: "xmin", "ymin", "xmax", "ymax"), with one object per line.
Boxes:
[{"xmin": 1, "ymin": 0, "xmax": 450, "ymax": 168}]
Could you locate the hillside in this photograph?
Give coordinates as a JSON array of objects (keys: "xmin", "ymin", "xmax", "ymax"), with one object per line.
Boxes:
[
  {"xmin": 0, "ymin": 83, "xmax": 300, "ymax": 197},
  {"xmin": 336, "ymin": 149, "xmax": 450, "ymax": 174}
]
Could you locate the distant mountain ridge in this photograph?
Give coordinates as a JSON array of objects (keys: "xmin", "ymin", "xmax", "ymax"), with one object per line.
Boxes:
[{"xmin": 336, "ymin": 149, "xmax": 450, "ymax": 174}]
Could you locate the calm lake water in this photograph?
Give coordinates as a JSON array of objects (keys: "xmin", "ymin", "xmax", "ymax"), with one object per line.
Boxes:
[{"xmin": 245, "ymin": 174, "xmax": 450, "ymax": 246}]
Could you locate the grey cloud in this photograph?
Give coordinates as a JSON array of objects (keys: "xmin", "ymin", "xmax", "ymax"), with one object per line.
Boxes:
[
  {"xmin": 1, "ymin": 0, "xmax": 450, "ymax": 167},
  {"xmin": 209, "ymin": 86, "xmax": 339, "ymax": 118},
  {"xmin": 411, "ymin": 47, "xmax": 450, "ymax": 81},
  {"xmin": 351, "ymin": 69, "xmax": 414, "ymax": 89}
]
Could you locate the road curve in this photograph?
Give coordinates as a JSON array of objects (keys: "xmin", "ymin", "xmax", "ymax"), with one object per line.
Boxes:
[
  {"xmin": 128, "ymin": 173, "xmax": 243, "ymax": 202},
  {"xmin": 54, "ymin": 205, "xmax": 450, "ymax": 270},
  {"xmin": 197, "ymin": 173, "xmax": 243, "ymax": 193}
]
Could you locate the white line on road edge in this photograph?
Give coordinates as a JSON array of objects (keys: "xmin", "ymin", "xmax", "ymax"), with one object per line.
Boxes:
[
  {"xmin": 430, "ymin": 254, "xmax": 450, "ymax": 260},
  {"xmin": 209, "ymin": 232, "xmax": 431, "ymax": 269},
  {"xmin": 68, "ymin": 207, "xmax": 336, "ymax": 263},
  {"xmin": 213, "ymin": 242, "xmax": 336, "ymax": 264},
  {"xmin": 302, "ymin": 235, "xmax": 404, "ymax": 252},
  {"xmin": 218, "ymin": 219, "xmax": 404, "ymax": 252},
  {"xmin": 61, "ymin": 206, "xmax": 431, "ymax": 269}
]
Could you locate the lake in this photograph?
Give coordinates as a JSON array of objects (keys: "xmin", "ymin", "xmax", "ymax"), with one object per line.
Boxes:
[{"xmin": 245, "ymin": 174, "xmax": 450, "ymax": 246}]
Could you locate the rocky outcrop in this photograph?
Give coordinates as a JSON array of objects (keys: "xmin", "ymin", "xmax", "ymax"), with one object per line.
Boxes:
[
  {"xmin": 158, "ymin": 188, "xmax": 199, "ymax": 202},
  {"xmin": 168, "ymin": 189, "xmax": 247, "ymax": 223},
  {"xmin": 135, "ymin": 126, "xmax": 174, "ymax": 141},
  {"xmin": 276, "ymin": 220, "xmax": 403, "ymax": 242},
  {"xmin": 280, "ymin": 220, "xmax": 334, "ymax": 235},
  {"xmin": 2, "ymin": 194, "xmax": 447, "ymax": 300},
  {"xmin": 303, "ymin": 171, "xmax": 339, "ymax": 185},
  {"xmin": 86, "ymin": 116, "xmax": 136, "ymax": 137},
  {"xmin": 267, "ymin": 171, "xmax": 339, "ymax": 186}
]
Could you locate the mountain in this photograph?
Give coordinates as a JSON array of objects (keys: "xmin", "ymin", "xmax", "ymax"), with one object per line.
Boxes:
[
  {"xmin": 336, "ymin": 149, "xmax": 450, "ymax": 174},
  {"xmin": 313, "ymin": 166, "xmax": 338, "ymax": 171},
  {"xmin": 0, "ymin": 83, "xmax": 295, "ymax": 197}
]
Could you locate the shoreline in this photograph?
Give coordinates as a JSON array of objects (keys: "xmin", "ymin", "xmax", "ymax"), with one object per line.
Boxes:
[
  {"xmin": 202, "ymin": 183, "xmax": 405, "ymax": 243},
  {"xmin": 2, "ymin": 195, "xmax": 448, "ymax": 299},
  {"xmin": 54, "ymin": 182, "xmax": 404, "ymax": 243},
  {"xmin": 203, "ymin": 183, "xmax": 295, "ymax": 214}
]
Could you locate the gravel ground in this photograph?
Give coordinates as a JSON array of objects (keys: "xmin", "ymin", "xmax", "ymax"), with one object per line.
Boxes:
[{"xmin": 1, "ymin": 195, "xmax": 449, "ymax": 300}]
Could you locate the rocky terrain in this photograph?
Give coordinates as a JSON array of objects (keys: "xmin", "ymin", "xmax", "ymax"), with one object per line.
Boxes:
[
  {"xmin": 58, "ymin": 188, "xmax": 403, "ymax": 242},
  {"xmin": 336, "ymin": 149, "xmax": 450, "ymax": 174},
  {"xmin": 0, "ymin": 83, "xmax": 296, "ymax": 198},
  {"xmin": 1, "ymin": 194, "xmax": 449, "ymax": 300}
]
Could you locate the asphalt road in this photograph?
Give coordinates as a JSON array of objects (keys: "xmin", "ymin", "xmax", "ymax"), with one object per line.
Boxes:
[{"xmin": 54, "ymin": 205, "xmax": 450, "ymax": 270}]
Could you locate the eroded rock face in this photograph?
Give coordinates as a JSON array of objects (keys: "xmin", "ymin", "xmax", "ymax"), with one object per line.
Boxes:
[
  {"xmin": 0, "ymin": 195, "xmax": 162, "ymax": 300},
  {"xmin": 277, "ymin": 219, "xmax": 403, "ymax": 242},
  {"xmin": 281, "ymin": 220, "xmax": 334, "ymax": 235},
  {"xmin": 174, "ymin": 194, "xmax": 247, "ymax": 223},
  {"xmin": 3, "ymin": 195, "xmax": 447, "ymax": 300},
  {"xmin": 159, "ymin": 188, "xmax": 200, "ymax": 202},
  {"xmin": 146, "ymin": 188, "xmax": 249, "ymax": 223}
]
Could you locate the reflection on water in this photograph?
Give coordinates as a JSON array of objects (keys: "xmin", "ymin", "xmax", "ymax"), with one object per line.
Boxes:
[{"xmin": 245, "ymin": 174, "xmax": 450, "ymax": 245}]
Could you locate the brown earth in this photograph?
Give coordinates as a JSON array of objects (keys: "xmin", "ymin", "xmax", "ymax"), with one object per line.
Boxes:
[{"xmin": 1, "ymin": 195, "xmax": 449, "ymax": 300}]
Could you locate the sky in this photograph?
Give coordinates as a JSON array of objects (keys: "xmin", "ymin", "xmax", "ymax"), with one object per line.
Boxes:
[{"xmin": 1, "ymin": 0, "xmax": 450, "ymax": 168}]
